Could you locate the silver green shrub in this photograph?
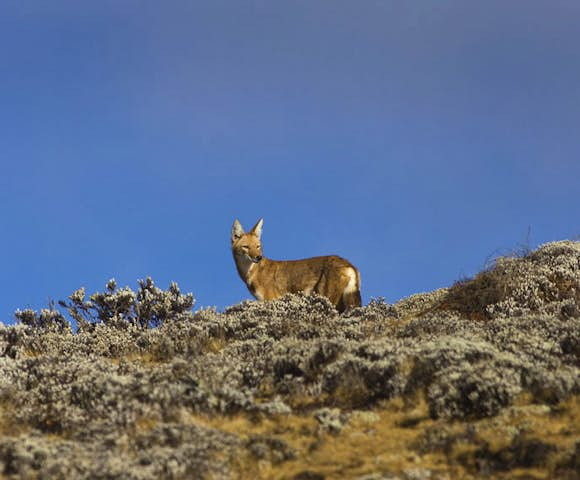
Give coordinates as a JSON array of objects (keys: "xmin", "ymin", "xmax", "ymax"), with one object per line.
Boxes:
[
  {"xmin": 56, "ymin": 277, "xmax": 194, "ymax": 330},
  {"xmin": 14, "ymin": 307, "xmax": 69, "ymax": 332}
]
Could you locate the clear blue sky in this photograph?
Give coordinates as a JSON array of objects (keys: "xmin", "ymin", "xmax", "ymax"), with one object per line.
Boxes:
[{"xmin": 1, "ymin": 1, "xmax": 579, "ymax": 323}]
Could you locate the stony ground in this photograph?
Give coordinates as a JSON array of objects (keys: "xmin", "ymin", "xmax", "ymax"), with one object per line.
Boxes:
[{"xmin": 0, "ymin": 241, "xmax": 578, "ymax": 479}]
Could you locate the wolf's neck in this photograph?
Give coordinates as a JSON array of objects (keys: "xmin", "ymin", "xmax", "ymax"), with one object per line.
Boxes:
[{"xmin": 233, "ymin": 253, "xmax": 258, "ymax": 282}]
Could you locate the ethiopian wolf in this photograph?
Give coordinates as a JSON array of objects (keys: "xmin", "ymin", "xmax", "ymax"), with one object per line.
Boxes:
[{"xmin": 231, "ymin": 218, "xmax": 361, "ymax": 312}]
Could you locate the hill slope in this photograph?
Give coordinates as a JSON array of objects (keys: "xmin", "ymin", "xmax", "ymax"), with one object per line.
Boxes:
[{"xmin": 0, "ymin": 241, "xmax": 578, "ymax": 479}]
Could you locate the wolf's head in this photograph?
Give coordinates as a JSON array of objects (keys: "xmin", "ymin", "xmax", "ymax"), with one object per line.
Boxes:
[{"xmin": 231, "ymin": 218, "xmax": 263, "ymax": 263}]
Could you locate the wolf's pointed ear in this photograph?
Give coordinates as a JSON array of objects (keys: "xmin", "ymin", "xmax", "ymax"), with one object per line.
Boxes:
[
  {"xmin": 251, "ymin": 218, "xmax": 263, "ymax": 239},
  {"xmin": 231, "ymin": 219, "xmax": 244, "ymax": 242}
]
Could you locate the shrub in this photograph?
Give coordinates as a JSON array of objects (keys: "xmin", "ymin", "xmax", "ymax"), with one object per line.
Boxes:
[
  {"xmin": 14, "ymin": 278, "xmax": 194, "ymax": 331},
  {"xmin": 14, "ymin": 306, "xmax": 70, "ymax": 332}
]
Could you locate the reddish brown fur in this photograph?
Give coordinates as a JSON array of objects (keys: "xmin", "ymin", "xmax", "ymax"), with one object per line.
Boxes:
[{"xmin": 231, "ymin": 218, "xmax": 361, "ymax": 313}]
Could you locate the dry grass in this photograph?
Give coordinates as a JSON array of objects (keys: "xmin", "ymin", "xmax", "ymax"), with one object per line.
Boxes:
[
  {"xmin": 0, "ymin": 401, "xmax": 27, "ymax": 438},
  {"xmin": 437, "ymin": 267, "xmax": 508, "ymax": 320},
  {"xmin": 203, "ymin": 337, "xmax": 228, "ymax": 354},
  {"xmin": 173, "ymin": 393, "xmax": 580, "ymax": 480},
  {"xmin": 184, "ymin": 397, "xmax": 445, "ymax": 479}
]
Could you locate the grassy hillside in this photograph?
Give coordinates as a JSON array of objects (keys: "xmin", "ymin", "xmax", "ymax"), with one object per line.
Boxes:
[{"xmin": 0, "ymin": 241, "xmax": 578, "ymax": 479}]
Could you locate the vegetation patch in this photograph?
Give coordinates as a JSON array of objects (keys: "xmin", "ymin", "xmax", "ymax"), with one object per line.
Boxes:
[{"xmin": 0, "ymin": 240, "xmax": 578, "ymax": 478}]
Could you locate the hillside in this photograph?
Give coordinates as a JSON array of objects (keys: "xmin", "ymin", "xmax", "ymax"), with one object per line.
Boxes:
[{"xmin": 0, "ymin": 241, "xmax": 578, "ymax": 479}]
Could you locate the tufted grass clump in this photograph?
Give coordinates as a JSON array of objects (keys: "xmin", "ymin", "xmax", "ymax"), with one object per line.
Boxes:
[{"xmin": 439, "ymin": 240, "xmax": 580, "ymax": 320}]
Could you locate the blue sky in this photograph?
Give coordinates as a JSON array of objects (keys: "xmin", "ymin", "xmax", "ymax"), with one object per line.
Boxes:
[{"xmin": 1, "ymin": 1, "xmax": 579, "ymax": 323}]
